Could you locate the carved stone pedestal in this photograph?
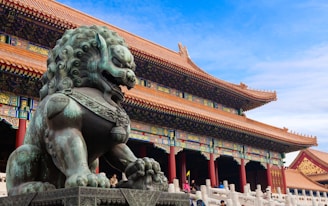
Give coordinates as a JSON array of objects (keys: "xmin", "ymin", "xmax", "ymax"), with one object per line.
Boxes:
[{"xmin": 0, "ymin": 187, "xmax": 190, "ymax": 206}]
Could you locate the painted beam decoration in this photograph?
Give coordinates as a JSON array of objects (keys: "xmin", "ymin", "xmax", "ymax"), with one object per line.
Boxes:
[
  {"xmin": 130, "ymin": 121, "xmax": 283, "ymax": 165},
  {"xmin": 0, "ymin": 92, "xmax": 38, "ymax": 127}
]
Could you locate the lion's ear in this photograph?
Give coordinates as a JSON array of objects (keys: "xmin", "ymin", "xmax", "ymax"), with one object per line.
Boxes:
[{"xmin": 96, "ymin": 33, "xmax": 109, "ymax": 64}]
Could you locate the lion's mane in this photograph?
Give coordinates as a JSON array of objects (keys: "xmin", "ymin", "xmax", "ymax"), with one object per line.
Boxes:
[{"xmin": 40, "ymin": 25, "xmax": 128, "ymax": 100}]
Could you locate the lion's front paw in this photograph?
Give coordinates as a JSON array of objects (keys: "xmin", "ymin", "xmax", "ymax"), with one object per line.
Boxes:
[
  {"xmin": 118, "ymin": 157, "xmax": 168, "ymax": 191},
  {"xmin": 65, "ymin": 172, "xmax": 110, "ymax": 188},
  {"xmin": 96, "ymin": 172, "xmax": 111, "ymax": 188}
]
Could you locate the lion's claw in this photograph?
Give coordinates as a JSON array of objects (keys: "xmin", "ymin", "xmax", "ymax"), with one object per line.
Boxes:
[
  {"xmin": 120, "ymin": 157, "xmax": 168, "ymax": 191},
  {"xmin": 65, "ymin": 172, "xmax": 110, "ymax": 188}
]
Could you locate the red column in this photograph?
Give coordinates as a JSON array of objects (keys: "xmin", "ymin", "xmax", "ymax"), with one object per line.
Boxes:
[
  {"xmin": 240, "ymin": 158, "xmax": 247, "ymax": 192},
  {"xmin": 168, "ymin": 146, "xmax": 176, "ymax": 183},
  {"xmin": 181, "ymin": 152, "xmax": 187, "ymax": 184},
  {"xmin": 215, "ymin": 160, "xmax": 219, "ymax": 186},
  {"xmin": 209, "ymin": 153, "xmax": 216, "ymax": 187},
  {"xmin": 95, "ymin": 158, "xmax": 99, "ymax": 174},
  {"xmin": 266, "ymin": 163, "xmax": 273, "ymax": 189},
  {"xmin": 281, "ymin": 166, "xmax": 287, "ymax": 194},
  {"xmin": 15, "ymin": 118, "xmax": 26, "ymax": 148}
]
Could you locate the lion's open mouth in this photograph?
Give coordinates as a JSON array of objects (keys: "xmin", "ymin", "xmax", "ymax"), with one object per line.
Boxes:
[{"xmin": 102, "ymin": 70, "xmax": 121, "ymax": 91}]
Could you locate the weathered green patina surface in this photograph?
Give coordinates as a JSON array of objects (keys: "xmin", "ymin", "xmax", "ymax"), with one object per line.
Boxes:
[{"xmin": 5, "ymin": 25, "xmax": 168, "ymax": 196}]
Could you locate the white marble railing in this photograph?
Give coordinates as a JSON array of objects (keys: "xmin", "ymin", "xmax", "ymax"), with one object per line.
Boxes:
[
  {"xmin": 1, "ymin": 174, "xmax": 328, "ymax": 206},
  {"xmin": 168, "ymin": 179, "xmax": 328, "ymax": 206}
]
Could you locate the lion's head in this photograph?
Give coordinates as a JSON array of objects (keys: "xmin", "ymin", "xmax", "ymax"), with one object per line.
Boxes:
[{"xmin": 40, "ymin": 25, "xmax": 136, "ymax": 102}]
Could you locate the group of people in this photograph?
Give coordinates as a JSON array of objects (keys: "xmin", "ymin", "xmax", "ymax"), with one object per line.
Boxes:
[
  {"xmin": 190, "ymin": 198, "xmax": 226, "ymax": 206},
  {"xmin": 184, "ymin": 179, "xmax": 227, "ymax": 206},
  {"xmin": 108, "ymin": 174, "xmax": 228, "ymax": 206},
  {"xmin": 193, "ymin": 199, "xmax": 226, "ymax": 206},
  {"xmin": 183, "ymin": 179, "xmax": 200, "ymax": 193}
]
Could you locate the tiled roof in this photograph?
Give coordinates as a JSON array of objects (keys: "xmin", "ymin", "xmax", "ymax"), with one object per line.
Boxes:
[
  {"xmin": 0, "ymin": 43, "xmax": 317, "ymax": 147},
  {"xmin": 0, "ymin": 43, "xmax": 45, "ymax": 78},
  {"xmin": 0, "ymin": 0, "xmax": 318, "ymax": 148},
  {"xmin": 285, "ymin": 169, "xmax": 328, "ymax": 192},
  {"xmin": 123, "ymin": 85, "xmax": 317, "ymax": 147},
  {"xmin": 308, "ymin": 173, "xmax": 328, "ymax": 182},
  {"xmin": 307, "ymin": 149, "xmax": 328, "ymax": 168},
  {"xmin": 3, "ymin": 0, "xmax": 276, "ymax": 102}
]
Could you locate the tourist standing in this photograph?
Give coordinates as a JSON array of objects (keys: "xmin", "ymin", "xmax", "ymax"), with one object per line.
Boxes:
[
  {"xmin": 183, "ymin": 179, "xmax": 191, "ymax": 193},
  {"xmin": 190, "ymin": 179, "xmax": 199, "ymax": 193},
  {"xmin": 110, "ymin": 174, "xmax": 118, "ymax": 188}
]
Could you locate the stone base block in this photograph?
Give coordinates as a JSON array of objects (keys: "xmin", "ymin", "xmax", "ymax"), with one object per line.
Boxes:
[{"xmin": 0, "ymin": 187, "xmax": 190, "ymax": 206}]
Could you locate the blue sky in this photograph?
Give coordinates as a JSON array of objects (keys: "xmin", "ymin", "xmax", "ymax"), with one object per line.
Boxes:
[{"xmin": 57, "ymin": 0, "xmax": 328, "ymax": 165}]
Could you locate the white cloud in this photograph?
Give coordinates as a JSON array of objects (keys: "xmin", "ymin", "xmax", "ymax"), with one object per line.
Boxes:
[
  {"xmin": 284, "ymin": 151, "xmax": 300, "ymax": 167},
  {"xmin": 245, "ymin": 44, "xmax": 328, "ymax": 154}
]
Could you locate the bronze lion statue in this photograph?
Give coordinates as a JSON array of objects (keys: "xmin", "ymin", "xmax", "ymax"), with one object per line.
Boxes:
[{"xmin": 6, "ymin": 25, "xmax": 168, "ymax": 196}]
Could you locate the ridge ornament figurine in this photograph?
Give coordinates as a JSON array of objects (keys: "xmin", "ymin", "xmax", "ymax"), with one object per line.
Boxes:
[{"xmin": 6, "ymin": 25, "xmax": 168, "ymax": 196}]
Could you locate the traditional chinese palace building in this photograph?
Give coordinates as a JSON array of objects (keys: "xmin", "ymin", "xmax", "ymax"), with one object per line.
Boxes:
[
  {"xmin": 0, "ymin": 0, "xmax": 318, "ymax": 193},
  {"xmin": 289, "ymin": 149, "xmax": 328, "ymax": 189}
]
